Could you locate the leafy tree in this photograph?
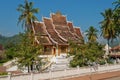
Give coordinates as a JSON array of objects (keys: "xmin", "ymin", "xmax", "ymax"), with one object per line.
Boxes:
[
  {"xmin": 113, "ymin": 0, "xmax": 120, "ymax": 9},
  {"xmin": 0, "ymin": 34, "xmax": 21, "ymax": 64},
  {"xmin": 16, "ymin": 0, "xmax": 42, "ymax": 73},
  {"xmin": 17, "ymin": 32, "xmax": 43, "ymax": 72},
  {"xmin": 70, "ymin": 42, "xmax": 104, "ymax": 67},
  {"xmin": 100, "ymin": 8, "xmax": 117, "ymax": 53},
  {"xmin": 69, "ymin": 40, "xmax": 79, "ymax": 55},
  {"xmin": 17, "ymin": 0, "xmax": 39, "ymax": 31},
  {"xmin": 4, "ymin": 42, "xmax": 18, "ymax": 60},
  {"xmin": 70, "ymin": 27, "xmax": 104, "ymax": 67},
  {"xmin": 85, "ymin": 26, "xmax": 98, "ymax": 42},
  {"xmin": 113, "ymin": 0, "xmax": 120, "ymax": 40}
]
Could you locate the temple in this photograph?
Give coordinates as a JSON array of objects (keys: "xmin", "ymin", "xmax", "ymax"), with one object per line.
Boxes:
[
  {"xmin": 110, "ymin": 45, "xmax": 120, "ymax": 58},
  {"xmin": 33, "ymin": 13, "xmax": 83, "ymax": 56}
]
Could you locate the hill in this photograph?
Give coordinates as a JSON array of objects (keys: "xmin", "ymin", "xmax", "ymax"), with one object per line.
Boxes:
[{"xmin": 0, "ymin": 34, "xmax": 20, "ymax": 48}]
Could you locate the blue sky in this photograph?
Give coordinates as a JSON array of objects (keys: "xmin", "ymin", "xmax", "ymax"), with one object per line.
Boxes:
[{"xmin": 0, "ymin": 0, "xmax": 115, "ymax": 36}]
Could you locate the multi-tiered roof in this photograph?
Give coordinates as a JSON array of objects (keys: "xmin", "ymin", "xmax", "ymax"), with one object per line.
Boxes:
[{"xmin": 33, "ymin": 13, "xmax": 83, "ymax": 46}]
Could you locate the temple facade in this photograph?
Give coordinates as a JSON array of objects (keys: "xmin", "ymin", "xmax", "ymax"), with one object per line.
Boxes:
[{"xmin": 33, "ymin": 13, "xmax": 83, "ymax": 56}]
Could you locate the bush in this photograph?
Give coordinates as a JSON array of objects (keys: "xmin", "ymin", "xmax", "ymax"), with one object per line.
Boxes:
[
  {"xmin": 70, "ymin": 60, "xmax": 78, "ymax": 67},
  {"xmin": 70, "ymin": 58, "xmax": 87, "ymax": 67},
  {"xmin": 98, "ymin": 60, "xmax": 106, "ymax": 65},
  {"xmin": 0, "ymin": 72, "xmax": 7, "ymax": 75},
  {"xmin": 107, "ymin": 58, "xmax": 114, "ymax": 64}
]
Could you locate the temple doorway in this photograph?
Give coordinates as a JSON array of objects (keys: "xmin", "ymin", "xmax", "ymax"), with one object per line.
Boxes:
[{"xmin": 53, "ymin": 48, "xmax": 56, "ymax": 55}]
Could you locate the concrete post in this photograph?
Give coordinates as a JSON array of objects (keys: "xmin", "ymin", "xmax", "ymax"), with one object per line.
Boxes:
[
  {"xmin": 30, "ymin": 72, "xmax": 33, "ymax": 80},
  {"xmin": 8, "ymin": 72, "xmax": 11, "ymax": 80},
  {"xmin": 49, "ymin": 70, "xmax": 52, "ymax": 79},
  {"xmin": 77, "ymin": 66, "xmax": 80, "ymax": 71},
  {"xmin": 64, "ymin": 68, "xmax": 67, "ymax": 73},
  {"xmin": 64, "ymin": 68, "xmax": 67, "ymax": 77}
]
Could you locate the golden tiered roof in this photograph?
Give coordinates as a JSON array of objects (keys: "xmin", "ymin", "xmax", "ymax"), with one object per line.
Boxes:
[{"xmin": 33, "ymin": 13, "xmax": 83, "ymax": 46}]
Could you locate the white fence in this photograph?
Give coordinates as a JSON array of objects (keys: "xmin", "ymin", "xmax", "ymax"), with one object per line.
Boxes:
[{"xmin": 0, "ymin": 64, "xmax": 120, "ymax": 80}]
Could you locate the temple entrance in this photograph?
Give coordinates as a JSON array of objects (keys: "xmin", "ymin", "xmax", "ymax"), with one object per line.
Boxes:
[
  {"xmin": 61, "ymin": 46, "xmax": 67, "ymax": 53},
  {"xmin": 53, "ymin": 48, "xmax": 56, "ymax": 55}
]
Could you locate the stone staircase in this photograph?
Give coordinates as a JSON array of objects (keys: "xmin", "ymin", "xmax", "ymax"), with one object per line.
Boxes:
[{"xmin": 49, "ymin": 54, "xmax": 71, "ymax": 71}]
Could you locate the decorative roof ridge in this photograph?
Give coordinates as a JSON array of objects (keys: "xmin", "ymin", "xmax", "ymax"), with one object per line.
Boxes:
[
  {"xmin": 74, "ymin": 27, "xmax": 80, "ymax": 28},
  {"xmin": 75, "ymin": 26, "xmax": 83, "ymax": 32},
  {"xmin": 74, "ymin": 27, "xmax": 83, "ymax": 34},
  {"xmin": 34, "ymin": 21, "xmax": 55, "ymax": 44},
  {"xmin": 43, "ymin": 17, "xmax": 67, "ymax": 44},
  {"xmin": 50, "ymin": 18, "xmax": 68, "ymax": 42},
  {"xmin": 45, "ymin": 36, "xmax": 53, "ymax": 45},
  {"xmin": 67, "ymin": 24, "xmax": 82, "ymax": 40},
  {"xmin": 42, "ymin": 17, "xmax": 51, "ymax": 21},
  {"xmin": 67, "ymin": 21, "xmax": 72, "ymax": 23},
  {"xmin": 74, "ymin": 27, "xmax": 83, "ymax": 38},
  {"xmin": 33, "ymin": 21, "xmax": 42, "ymax": 44},
  {"xmin": 68, "ymin": 30, "xmax": 78, "ymax": 38},
  {"xmin": 42, "ymin": 21, "xmax": 58, "ymax": 44},
  {"xmin": 34, "ymin": 21, "xmax": 40, "ymax": 23},
  {"xmin": 31, "ymin": 21, "xmax": 40, "ymax": 44},
  {"xmin": 55, "ymin": 29, "xmax": 68, "ymax": 42},
  {"xmin": 67, "ymin": 22, "xmax": 75, "ymax": 33},
  {"xmin": 50, "ymin": 13, "xmax": 67, "ymax": 17}
]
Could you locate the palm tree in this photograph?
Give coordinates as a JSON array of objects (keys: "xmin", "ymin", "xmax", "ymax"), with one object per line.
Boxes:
[
  {"xmin": 113, "ymin": 0, "xmax": 120, "ymax": 9},
  {"xmin": 85, "ymin": 26, "xmax": 98, "ymax": 42},
  {"xmin": 113, "ymin": 0, "xmax": 120, "ymax": 39},
  {"xmin": 17, "ymin": 0, "xmax": 39, "ymax": 31},
  {"xmin": 113, "ymin": 11, "xmax": 120, "ymax": 41},
  {"xmin": 17, "ymin": 32, "xmax": 43, "ymax": 72},
  {"xmin": 17, "ymin": 0, "xmax": 40, "ymax": 72},
  {"xmin": 100, "ymin": 8, "xmax": 116, "ymax": 45}
]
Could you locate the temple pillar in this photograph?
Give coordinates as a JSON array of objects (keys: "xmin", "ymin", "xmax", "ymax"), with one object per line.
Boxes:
[{"xmin": 56, "ymin": 45, "xmax": 59, "ymax": 56}]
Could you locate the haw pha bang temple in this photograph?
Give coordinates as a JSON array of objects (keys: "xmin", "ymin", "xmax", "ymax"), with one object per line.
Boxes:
[{"xmin": 33, "ymin": 13, "xmax": 83, "ymax": 56}]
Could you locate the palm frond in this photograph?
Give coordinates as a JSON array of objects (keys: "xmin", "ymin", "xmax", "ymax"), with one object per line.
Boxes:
[
  {"xmin": 17, "ymin": 0, "xmax": 39, "ymax": 30},
  {"xmin": 31, "ymin": 8, "xmax": 39, "ymax": 13}
]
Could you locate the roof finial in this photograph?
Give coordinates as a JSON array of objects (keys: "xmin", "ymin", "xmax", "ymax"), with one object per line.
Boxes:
[{"xmin": 56, "ymin": 10, "xmax": 62, "ymax": 16}]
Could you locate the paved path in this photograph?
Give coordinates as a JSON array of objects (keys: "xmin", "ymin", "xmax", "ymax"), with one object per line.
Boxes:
[{"xmin": 64, "ymin": 70, "xmax": 120, "ymax": 80}]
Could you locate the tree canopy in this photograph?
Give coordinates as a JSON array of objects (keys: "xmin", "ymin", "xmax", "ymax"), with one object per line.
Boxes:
[
  {"xmin": 17, "ymin": 0, "xmax": 39, "ymax": 31},
  {"xmin": 16, "ymin": 32, "xmax": 43, "ymax": 72},
  {"xmin": 85, "ymin": 26, "xmax": 98, "ymax": 42}
]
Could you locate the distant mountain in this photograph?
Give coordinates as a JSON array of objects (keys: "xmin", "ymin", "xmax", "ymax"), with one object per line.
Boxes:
[
  {"xmin": 97, "ymin": 36, "xmax": 120, "ymax": 47},
  {"xmin": 110, "ymin": 39, "xmax": 120, "ymax": 47},
  {"xmin": 0, "ymin": 33, "xmax": 119, "ymax": 49},
  {"xmin": 0, "ymin": 34, "xmax": 20, "ymax": 48},
  {"xmin": 0, "ymin": 34, "xmax": 7, "ymax": 45}
]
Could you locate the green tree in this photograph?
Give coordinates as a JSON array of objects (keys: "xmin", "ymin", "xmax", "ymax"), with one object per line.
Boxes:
[
  {"xmin": 70, "ymin": 42, "xmax": 104, "ymax": 67},
  {"xmin": 17, "ymin": 0, "xmax": 39, "ymax": 31},
  {"xmin": 100, "ymin": 8, "xmax": 116, "ymax": 48},
  {"xmin": 85, "ymin": 26, "xmax": 98, "ymax": 42},
  {"xmin": 69, "ymin": 40, "xmax": 79, "ymax": 55},
  {"xmin": 113, "ymin": 0, "xmax": 120, "ymax": 40},
  {"xmin": 4, "ymin": 42, "xmax": 18, "ymax": 60},
  {"xmin": 17, "ymin": 32, "xmax": 43, "ymax": 72},
  {"xmin": 16, "ymin": 0, "xmax": 42, "ymax": 73},
  {"xmin": 113, "ymin": 0, "xmax": 120, "ymax": 9}
]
